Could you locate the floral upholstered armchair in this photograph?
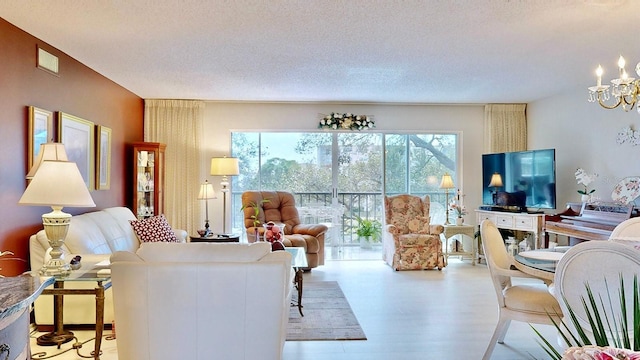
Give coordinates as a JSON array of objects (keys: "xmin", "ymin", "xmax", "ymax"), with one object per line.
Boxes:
[{"xmin": 383, "ymin": 194, "xmax": 445, "ymax": 271}]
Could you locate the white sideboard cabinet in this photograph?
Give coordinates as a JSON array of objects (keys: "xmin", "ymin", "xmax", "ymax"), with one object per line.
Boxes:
[{"xmin": 475, "ymin": 210, "xmax": 545, "ymax": 249}]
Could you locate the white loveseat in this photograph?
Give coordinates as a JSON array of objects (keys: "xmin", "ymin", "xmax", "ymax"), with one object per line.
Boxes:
[
  {"xmin": 28, "ymin": 207, "xmax": 187, "ymax": 327},
  {"xmin": 110, "ymin": 242, "xmax": 293, "ymax": 360}
]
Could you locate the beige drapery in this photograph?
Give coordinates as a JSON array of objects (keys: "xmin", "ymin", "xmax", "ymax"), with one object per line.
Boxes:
[
  {"xmin": 483, "ymin": 104, "xmax": 527, "ymax": 153},
  {"xmin": 144, "ymin": 99, "xmax": 204, "ymax": 233}
]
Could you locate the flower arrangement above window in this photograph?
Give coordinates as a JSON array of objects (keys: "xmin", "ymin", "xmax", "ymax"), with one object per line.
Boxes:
[{"xmin": 318, "ymin": 112, "xmax": 375, "ymax": 131}]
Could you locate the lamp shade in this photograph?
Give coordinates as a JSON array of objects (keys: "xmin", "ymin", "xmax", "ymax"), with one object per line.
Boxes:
[
  {"xmin": 19, "ymin": 160, "xmax": 95, "ymax": 207},
  {"xmin": 197, "ymin": 180, "xmax": 216, "ymax": 200},
  {"xmin": 210, "ymin": 157, "xmax": 239, "ymax": 176},
  {"xmin": 439, "ymin": 173, "xmax": 455, "ymax": 189},
  {"xmin": 488, "ymin": 173, "xmax": 504, "ymax": 188},
  {"xmin": 26, "ymin": 142, "xmax": 68, "ymax": 179}
]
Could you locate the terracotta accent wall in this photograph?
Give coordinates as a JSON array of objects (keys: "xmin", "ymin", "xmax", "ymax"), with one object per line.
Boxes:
[{"xmin": 0, "ymin": 18, "xmax": 144, "ymax": 275}]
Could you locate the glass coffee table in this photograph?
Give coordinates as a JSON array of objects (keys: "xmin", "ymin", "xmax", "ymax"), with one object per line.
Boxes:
[
  {"xmin": 286, "ymin": 247, "xmax": 307, "ymax": 316},
  {"xmin": 35, "ymin": 261, "xmax": 111, "ymax": 359}
]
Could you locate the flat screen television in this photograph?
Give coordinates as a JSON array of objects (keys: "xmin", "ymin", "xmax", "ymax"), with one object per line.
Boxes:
[{"xmin": 482, "ymin": 149, "xmax": 556, "ymax": 210}]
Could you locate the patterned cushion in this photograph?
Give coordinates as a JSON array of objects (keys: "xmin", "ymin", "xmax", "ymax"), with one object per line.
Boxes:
[{"xmin": 129, "ymin": 215, "xmax": 178, "ymax": 243}]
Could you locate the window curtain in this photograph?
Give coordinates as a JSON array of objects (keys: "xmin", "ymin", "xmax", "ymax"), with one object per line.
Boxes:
[
  {"xmin": 144, "ymin": 99, "xmax": 204, "ymax": 233},
  {"xmin": 483, "ymin": 104, "xmax": 527, "ymax": 153}
]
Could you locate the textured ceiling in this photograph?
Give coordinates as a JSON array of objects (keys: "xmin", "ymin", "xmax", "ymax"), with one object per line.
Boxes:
[{"xmin": 1, "ymin": 0, "xmax": 639, "ymax": 104}]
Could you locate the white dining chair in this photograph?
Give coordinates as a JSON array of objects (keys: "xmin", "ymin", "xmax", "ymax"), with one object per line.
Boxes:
[
  {"xmin": 553, "ymin": 240, "xmax": 640, "ymax": 347},
  {"xmin": 609, "ymin": 217, "xmax": 640, "ymax": 250},
  {"xmin": 480, "ymin": 220, "xmax": 562, "ymax": 360}
]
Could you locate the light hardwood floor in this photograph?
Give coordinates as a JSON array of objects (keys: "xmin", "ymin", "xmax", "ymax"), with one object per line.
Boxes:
[{"xmin": 29, "ymin": 257, "xmax": 558, "ymax": 360}]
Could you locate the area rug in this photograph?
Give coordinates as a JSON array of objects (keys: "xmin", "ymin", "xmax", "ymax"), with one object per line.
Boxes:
[{"xmin": 286, "ymin": 281, "xmax": 367, "ymax": 341}]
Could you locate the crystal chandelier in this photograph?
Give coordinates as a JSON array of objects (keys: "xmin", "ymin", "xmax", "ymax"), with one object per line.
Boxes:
[{"xmin": 588, "ymin": 56, "xmax": 640, "ymax": 113}]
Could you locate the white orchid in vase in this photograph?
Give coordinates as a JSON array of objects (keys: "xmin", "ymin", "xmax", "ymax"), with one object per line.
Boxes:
[
  {"xmin": 575, "ymin": 168, "xmax": 598, "ymax": 202},
  {"xmin": 449, "ymin": 202, "xmax": 467, "ymax": 218}
]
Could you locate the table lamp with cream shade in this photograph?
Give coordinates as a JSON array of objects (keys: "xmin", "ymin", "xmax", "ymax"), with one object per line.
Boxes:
[
  {"xmin": 210, "ymin": 156, "xmax": 239, "ymax": 235},
  {"xmin": 439, "ymin": 173, "xmax": 455, "ymax": 225},
  {"xmin": 488, "ymin": 172, "xmax": 503, "ymax": 205},
  {"xmin": 197, "ymin": 179, "xmax": 216, "ymax": 237},
  {"xmin": 26, "ymin": 142, "xmax": 68, "ymax": 179},
  {"xmin": 19, "ymin": 160, "xmax": 95, "ymax": 276}
]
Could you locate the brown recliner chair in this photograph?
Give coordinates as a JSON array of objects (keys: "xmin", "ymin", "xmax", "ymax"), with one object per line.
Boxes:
[{"xmin": 241, "ymin": 191, "xmax": 328, "ymax": 269}]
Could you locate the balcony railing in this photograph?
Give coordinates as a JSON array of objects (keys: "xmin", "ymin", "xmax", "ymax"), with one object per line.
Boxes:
[{"xmin": 231, "ymin": 191, "xmax": 449, "ymax": 246}]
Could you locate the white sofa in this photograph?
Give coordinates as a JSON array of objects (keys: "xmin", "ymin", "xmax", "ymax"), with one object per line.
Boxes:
[
  {"xmin": 110, "ymin": 242, "xmax": 293, "ymax": 360},
  {"xmin": 28, "ymin": 207, "xmax": 187, "ymax": 327}
]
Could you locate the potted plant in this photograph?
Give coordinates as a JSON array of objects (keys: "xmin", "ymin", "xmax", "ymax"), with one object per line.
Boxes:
[
  {"xmin": 240, "ymin": 199, "xmax": 269, "ymax": 241},
  {"xmin": 575, "ymin": 168, "xmax": 597, "ymax": 202},
  {"xmin": 533, "ymin": 275, "xmax": 640, "ymax": 359},
  {"xmin": 355, "ymin": 216, "xmax": 382, "ymax": 249},
  {"xmin": 449, "ymin": 202, "xmax": 467, "ymax": 225}
]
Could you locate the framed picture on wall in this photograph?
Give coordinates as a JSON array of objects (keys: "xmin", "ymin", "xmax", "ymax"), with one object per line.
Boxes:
[
  {"xmin": 58, "ymin": 112, "xmax": 95, "ymax": 189},
  {"xmin": 28, "ymin": 106, "xmax": 53, "ymax": 171},
  {"xmin": 96, "ymin": 125, "xmax": 112, "ymax": 190}
]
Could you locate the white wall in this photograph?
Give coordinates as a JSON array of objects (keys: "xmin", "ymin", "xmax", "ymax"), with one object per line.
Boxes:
[
  {"xmin": 202, "ymin": 102, "xmax": 485, "ymax": 233},
  {"xmin": 528, "ymin": 86, "xmax": 640, "ymax": 210}
]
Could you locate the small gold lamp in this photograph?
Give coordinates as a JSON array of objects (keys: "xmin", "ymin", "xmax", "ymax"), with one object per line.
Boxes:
[
  {"xmin": 488, "ymin": 173, "xmax": 504, "ymax": 205},
  {"xmin": 197, "ymin": 180, "xmax": 216, "ymax": 236},
  {"xmin": 439, "ymin": 173, "xmax": 455, "ymax": 225}
]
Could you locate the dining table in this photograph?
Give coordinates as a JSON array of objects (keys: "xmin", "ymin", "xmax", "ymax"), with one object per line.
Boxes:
[{"xmin": 512, "ymin": 248, "xmax": 568, "ymax": 282}]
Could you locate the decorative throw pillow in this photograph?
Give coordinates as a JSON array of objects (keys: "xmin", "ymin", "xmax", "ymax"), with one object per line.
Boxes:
[{"xmin": 129, "ymin": 215, "xmax": 178, "ymax": 243}]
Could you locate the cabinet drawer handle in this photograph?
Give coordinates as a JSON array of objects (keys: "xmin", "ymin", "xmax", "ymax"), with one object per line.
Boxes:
[{"xmin": 0, "ymin": 344, "xmax": 10, "ymax": 360}]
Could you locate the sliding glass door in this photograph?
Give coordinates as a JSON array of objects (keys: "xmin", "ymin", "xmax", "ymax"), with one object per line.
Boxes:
[
  {"xmin": 385, "ymin": 133, "xmax": 458, "ymax": 224},
  {"xmin": 335, "ymin": 133, "xmax": 383, "ymax": 248},
  {"xmin": 231, "ymin": 132, "xmax": 383, "ymax": 249},
  {"xmin": 231, "ymin": 131, "xmax": 458, "ymax": 255}
]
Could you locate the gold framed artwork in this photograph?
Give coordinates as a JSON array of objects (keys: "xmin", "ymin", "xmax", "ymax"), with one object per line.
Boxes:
[
  {"xmin": 58, "ymin": 112, "xmax": 95, "ymax": 189},
  {"xmin": 28, "ymin": 106, "xmax": 53, "ymax": 172},
  {"xmin": 96, "ymin": 125, "xmax": 112, "ymax": 190}
]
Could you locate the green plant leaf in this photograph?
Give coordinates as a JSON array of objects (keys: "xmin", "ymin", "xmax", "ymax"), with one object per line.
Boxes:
[
  {"xmin": 240, "ymin": 199, "xmax": 270, "ymax": 227},
  {"xmin": 583, "ymin": 284, "xmax": 607, "ymax": 346},
  {"xmin": 609, "ymin": 276, "xmax": 626, "ymax": 349},
  {"xmin": 534, "ymin": 274, "xmax": 640, "ymax": 355},
  {"xmin": 354, "ymin": 216, "xmax": 382, "ymax": 240},
  {"xmin": 531, "ymin": 325, "xmax": 562, "ymax": 360}
]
